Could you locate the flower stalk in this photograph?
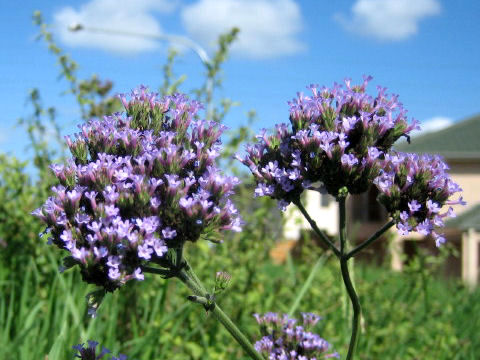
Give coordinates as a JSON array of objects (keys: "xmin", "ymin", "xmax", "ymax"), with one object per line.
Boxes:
[
  {"xmin": 144, "ymin": 261, "xmax": 265, "ymax": 360},
  {"xmin": 292, "ymin": 199, "xmax": 340, "ymax": 257},
  {"xmin": 346, "ymin": 220, "xmax": 395, "ymax": 260},
  {"xmin": 338, "ymin": 195, "xmax": 360, "ymax": 360},
  {"xmin": 294, "ymin": 192, "xmax": 366, "ymax": 359}
]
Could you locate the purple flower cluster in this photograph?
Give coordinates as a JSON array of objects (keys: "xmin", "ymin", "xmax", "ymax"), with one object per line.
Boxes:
[
  {"xmin": 374, "ymin": 152, "xmax": 465, "ymax": 246},
  {"xmin": 33, "ymin": 87, "xmax": 241, "ymax": 291},
  {"xmin": 254, "ymin": 313, "xmax": 339, "ymax": 360},
  {"xmin": 73, "ymin": 340, "xmax": 126, "ymax": 360},
  {"xmin": 237, "ymin": 76, "xmax": 419, "ymax": 209}
]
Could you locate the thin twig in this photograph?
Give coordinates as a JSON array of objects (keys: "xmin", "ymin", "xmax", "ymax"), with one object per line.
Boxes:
[
  {"xmin": 293, "ymin": 198, "xmax": 341, "ymax": 258},
  {"xmin": 346, "ymin": 220, "xmax": 395, "ymax": 260}
]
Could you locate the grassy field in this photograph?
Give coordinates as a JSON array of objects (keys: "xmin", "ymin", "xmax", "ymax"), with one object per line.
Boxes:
[{"xmin": 1, "ymin": 235, "xmax": 479, "ymax": 360}]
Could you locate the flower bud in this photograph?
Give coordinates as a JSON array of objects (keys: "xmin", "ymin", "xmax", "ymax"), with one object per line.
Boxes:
[{"xmin": 214, "ymin": 271, "xmax": 231, "ymax": 294}]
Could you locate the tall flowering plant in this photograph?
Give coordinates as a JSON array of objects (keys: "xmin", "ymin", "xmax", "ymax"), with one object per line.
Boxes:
[
  {"xmin": 31, "ymin": 79, "xmax": 464, "ymax": 360},
  {"xmin": 33, "ymin": 87, "xmax": 265, "ymax": 360},
  {"xmin": 238, "ymin": 76, "xmax": 464, "ymax": 359}
]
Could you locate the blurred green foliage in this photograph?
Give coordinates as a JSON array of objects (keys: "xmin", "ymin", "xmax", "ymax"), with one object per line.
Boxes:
[{"xmin": 0, "ymin": 11, "xmax": 478, "ymax": 360}]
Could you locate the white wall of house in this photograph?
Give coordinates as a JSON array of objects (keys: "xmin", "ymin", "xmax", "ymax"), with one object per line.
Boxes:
[
  {"xmin": 283, "ymin": 190, "xmax": 339, "ymax": 240},
  {"xmin": 449, "ymin": 162, "xmax": 480, "ymax": 215},
  {"xmin": 462, "ymin": 228, "xmax": 480, "ymax": 287}
]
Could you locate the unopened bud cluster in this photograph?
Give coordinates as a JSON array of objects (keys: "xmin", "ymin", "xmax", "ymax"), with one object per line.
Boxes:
[
  {"xmin": 214, "ymin": 271, "xmax": 232, "ymax": 294},
  {"xmin": 33, "ymin": 87, "xmax": 241, "ymax": 291},
  {"xmin": 254, "ymin": 312, "xmax": 339, "ymax": 359}
]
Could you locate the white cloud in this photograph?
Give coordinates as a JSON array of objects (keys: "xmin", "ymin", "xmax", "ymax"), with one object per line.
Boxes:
[
  {"xmin": 53, "ymin": 0, "xmax": 178, "ymax": 54},
  {"xmin": 181, "ymin": 0, "xmax": 305, "ymax": 59},
  {"xmin": 413, "ymin": 116, "xmax": 453, "ymax": 136},
  {"xmin": 335, "ymin": 0, "xmax": 441, "ymax": 41}
]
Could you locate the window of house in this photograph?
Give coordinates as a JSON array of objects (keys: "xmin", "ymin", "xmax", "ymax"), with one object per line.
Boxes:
[
  {"xmin": 350, "ymin": 187, "xmax": 386, "ymax": 222},
  {"xmin": 320, "ymin": 194, "xmax": 331, "ymax": 207}
]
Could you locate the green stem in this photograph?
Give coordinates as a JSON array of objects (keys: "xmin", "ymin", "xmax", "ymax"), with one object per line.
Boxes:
[
  {"xmin": 176, "ymin": 266, "xmax": 206, "ymax": 296},
  {"xmin": 293, "ymin": 198, "xmax": 341, "ymax": 258},
  {"xmin": 338, "ymin": 196, "xmax": 361, "ymax": 360},
  {"xmin": 339, "ymin": 197, "xmax": 347, "ymax": 254},
  {"xmin": 340, "ymin": 256, "xmax": 361, "ymax": 360},
  {"xmin": 144, "ymin": 263, "xmax": 264, "ymax": 360},
  {"xmin": 345, "ymin": 220, "xmax": 395, "ymax": 260},
  {"xmin": 183, "ymin": 259, "xmax": 208, "ymax": 293},
  {"xmin": 211, "ymin": 304, "xmax": 262, "ymax": 358}
]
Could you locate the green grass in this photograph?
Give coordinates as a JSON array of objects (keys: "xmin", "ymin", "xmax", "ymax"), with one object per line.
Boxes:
[{"xmin": 1, "ymin": 238, "xmax": 479, "ymax": 360}]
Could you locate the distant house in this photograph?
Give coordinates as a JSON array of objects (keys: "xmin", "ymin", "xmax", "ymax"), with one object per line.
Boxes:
[{"xmin": 283, "ymin": 114, "xmax": 480, "ymax": 285}]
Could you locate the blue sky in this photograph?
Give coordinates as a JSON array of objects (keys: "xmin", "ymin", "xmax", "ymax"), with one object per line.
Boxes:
[{"xmin": 1, "ymin": 0, "xmax": 479, "ymax": 162}]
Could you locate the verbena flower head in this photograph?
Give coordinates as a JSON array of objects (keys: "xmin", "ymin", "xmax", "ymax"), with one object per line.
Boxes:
[
  {"xmin": 33, "ymin": 87, "xmax": 241, "ymax": 292},
  {"xmin": 238, "ymin": 76, "xmax": 419, "ymax": 208},
  {"xmin": 72, "ymin": 340, "xmax": 127, "ymax": 360},
  {"xmin": 253, "ymin": 312, "xmax": 339, "ymax": 359},
  {"xmin": 374, "ymin": 152, "xmax": 465, "ymax": 246}
]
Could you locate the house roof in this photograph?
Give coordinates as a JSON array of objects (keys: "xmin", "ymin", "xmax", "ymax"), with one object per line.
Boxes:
[
  {"xmin": 395, "ymin": 114, "xmax": 480, "ymax": 160},
  {"xmin": 446, "ymin": 204, "xmax": 480, "ymax": 231}
]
